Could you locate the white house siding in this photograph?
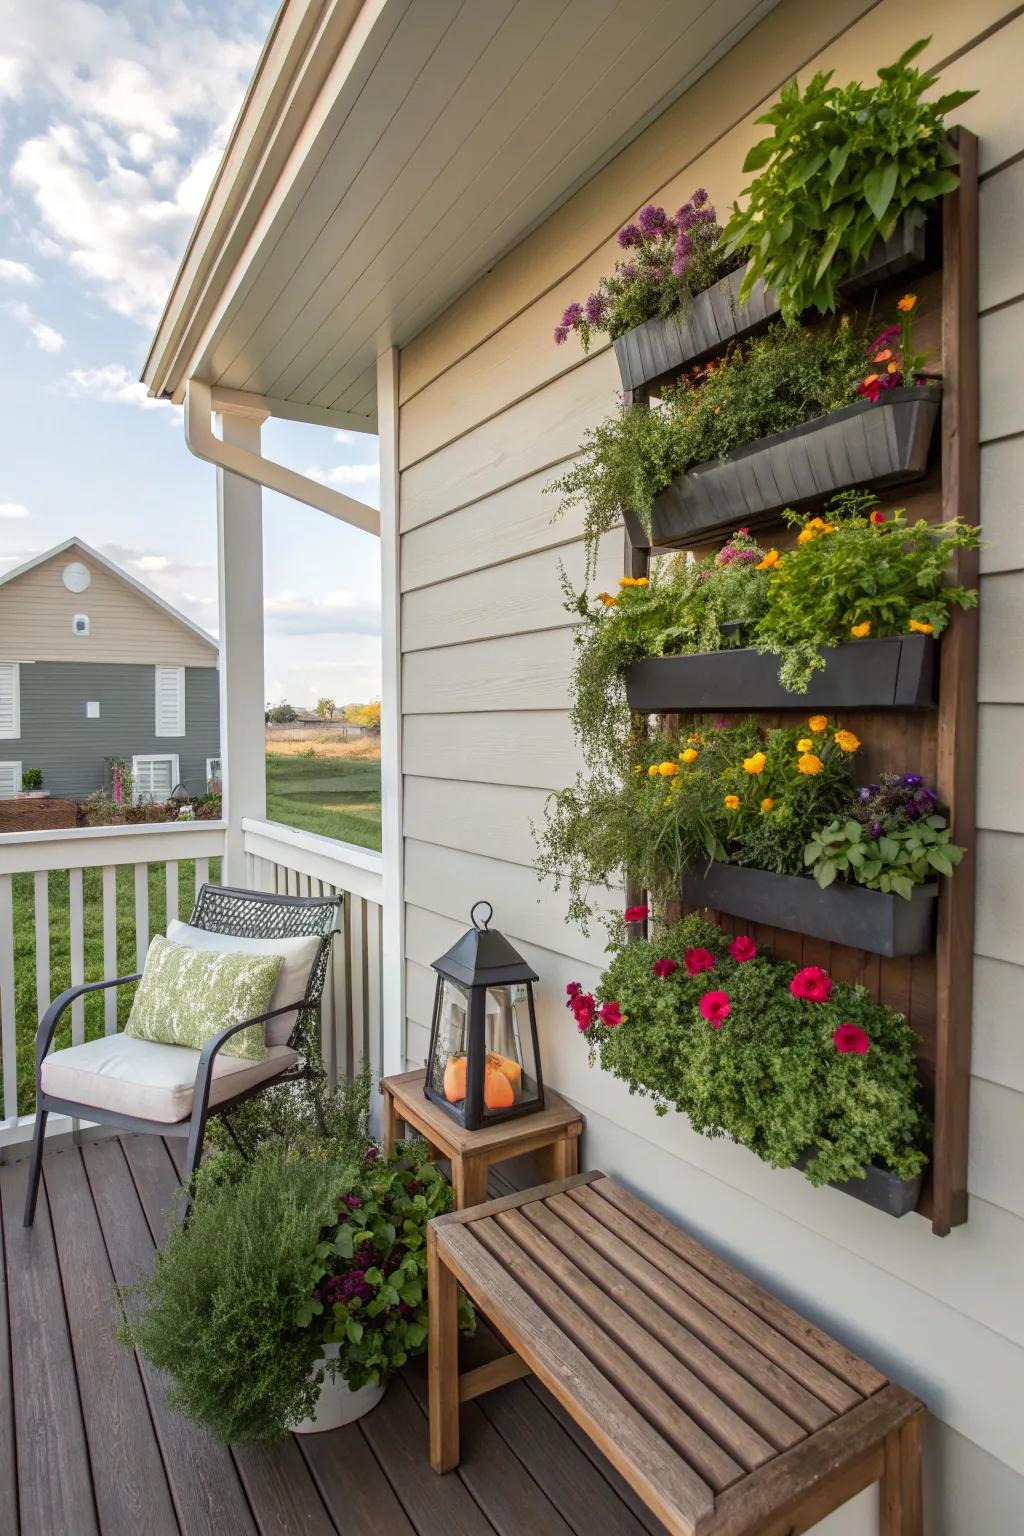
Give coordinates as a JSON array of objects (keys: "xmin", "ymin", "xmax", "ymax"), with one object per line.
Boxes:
[{"xmin": 395, "ymin": 1, "xmax": 1024, "ymax": 1528}]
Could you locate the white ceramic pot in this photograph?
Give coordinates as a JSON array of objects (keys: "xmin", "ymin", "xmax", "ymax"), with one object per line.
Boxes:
[{"xmin": 292, "ymin": 1344, "xmax": 385, "ymax": 1434}]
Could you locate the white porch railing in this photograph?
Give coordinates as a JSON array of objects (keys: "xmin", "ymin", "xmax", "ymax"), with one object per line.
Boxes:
[
  {"xmin": 0, "ymin": 816, "xmax": 386, "ymax": 1154},
  {"xmin": 241, "ymin": 816, "xmax": 384, "ymax": 1093}
]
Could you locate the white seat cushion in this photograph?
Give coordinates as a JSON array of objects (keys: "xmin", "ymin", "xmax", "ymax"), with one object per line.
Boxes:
[
  {"xmin": 167, "ymin": 919, "xmax": 322, "ymax": 1046},
  {"xmin": 40, "ymin": 1032, "xmax": 299, "ymax": 1124}
]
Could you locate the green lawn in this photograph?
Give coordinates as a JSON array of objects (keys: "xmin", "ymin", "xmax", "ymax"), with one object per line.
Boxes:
[{"xmin": 265, "ymin": 751, "xmax": 381, "ymax": 850}]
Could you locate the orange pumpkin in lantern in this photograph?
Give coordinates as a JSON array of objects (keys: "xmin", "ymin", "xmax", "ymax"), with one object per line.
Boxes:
[{"xmin": 443, "ymin": 1054, "xmax": 467, "ymax": 1103}]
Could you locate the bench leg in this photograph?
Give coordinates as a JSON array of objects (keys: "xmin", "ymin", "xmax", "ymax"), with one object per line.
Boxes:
[
  {"xmin": 880, "ymin": 1414, "xmax": 923, "ymax": 1536},
  {"xmin": 453, "ymin": 1152, "xmax": 488, "ymax": 1211},
  {"xmin": 428, "ymin": 1226, "xmax": 460, "ymax": 1473}
]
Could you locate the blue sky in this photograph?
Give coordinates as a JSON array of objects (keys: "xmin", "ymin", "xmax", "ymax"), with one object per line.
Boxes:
[{"xmin": 0, "ymin": 0, "xmax": 382, "ymax": 710}]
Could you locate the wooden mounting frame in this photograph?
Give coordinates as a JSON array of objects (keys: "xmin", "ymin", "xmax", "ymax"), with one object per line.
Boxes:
[{"xmin": 622, "ymin": 132, "xmax": 979, "ymax": 1235}]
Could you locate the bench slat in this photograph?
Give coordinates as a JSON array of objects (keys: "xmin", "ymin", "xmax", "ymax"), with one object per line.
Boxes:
[
  {"xmin": 475, "ymin": 1217, "xmax": 745, "ymax": 1492},
  {"xmin": 571, "ymin": 1185, "xmax": 865, "ymax": 1414},
  {"xmin": 546, "ymin": 1192, "xmax": 833, "ymax": 1433},
  {"xmin": 437, "ymin": 1220, "xmax": 716, "ymax": 1536},
  {"xmin": 497, "ymin": 1207, "xmax": 778, "ymax": 1473},
  {"xmin": 590, "ymin": 1180, "xmax": 885, "ymax": 1398},
  {"xmin": 519, "ymin": 1198, "xmax": 806, "ymax": 1453}
]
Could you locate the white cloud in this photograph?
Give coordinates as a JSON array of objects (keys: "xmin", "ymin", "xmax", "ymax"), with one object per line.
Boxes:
[
  {"xmin": 99, "ymin": 541, "xmax": 218, "ymax": 632},
  {"xmin": 0, "ymin": 258, "xmax": 36, "ymax": 285},
  {"xmin": 265, "ymin": 590, "xmax": 381, "ymax": 639},
  {"xmin": 303, "ymin": 462, "xmax": 381, "ymax": 507},
  {"xmin": 4, "ymin": 299, "xmax": 64, "ymax": 351},
  {"xmin": 63, "ymin": 363, "xmax": 176, "ymax": 411},
  {"xmin": 0, "ymin": 503, "xmax": 29, "ymax": 519}
]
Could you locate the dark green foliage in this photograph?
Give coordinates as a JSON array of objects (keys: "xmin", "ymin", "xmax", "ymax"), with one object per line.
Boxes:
[
  {"xmin": 724, "ymin": 39, "xmax": 976, "ymax": 321},
  {"xmin": 582, "ymin": 914, "xmax": 929, "ymax": 1185}
]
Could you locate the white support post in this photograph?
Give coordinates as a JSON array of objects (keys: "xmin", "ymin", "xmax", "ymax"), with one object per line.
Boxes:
[
  {"xmin": 377, "ymin": 347, "xmax": 405, "ymax": 1080},
  {"xmin": 216, "ymin": 401, "xmax": 270, "ymax": 884}
]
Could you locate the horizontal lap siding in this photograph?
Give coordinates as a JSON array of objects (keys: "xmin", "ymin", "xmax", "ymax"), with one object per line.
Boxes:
[{"xmin": 396, "ymin": 1, "xmax": 1024, "ymax": 1522}]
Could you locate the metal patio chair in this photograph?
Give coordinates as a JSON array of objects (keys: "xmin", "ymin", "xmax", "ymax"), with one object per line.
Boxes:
[{"xmin": 24, "ymin": 883, "xmax": 341, "ymax": 1226}]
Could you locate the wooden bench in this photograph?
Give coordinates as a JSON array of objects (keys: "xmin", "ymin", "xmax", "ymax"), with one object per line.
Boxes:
[{"xmin": 428, "ymin": 1171, "xmax": 923, "ymax": 1536}]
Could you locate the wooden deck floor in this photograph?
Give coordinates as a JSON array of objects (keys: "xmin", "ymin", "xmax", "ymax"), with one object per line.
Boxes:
[{"xmin": 0, "ymin": 1135, "xmax": 665, "ymax": 1536}]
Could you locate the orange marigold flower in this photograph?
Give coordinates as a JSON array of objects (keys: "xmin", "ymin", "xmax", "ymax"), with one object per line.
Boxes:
[
  {"xmin": 743, "ymin": 752, "xmax": 767, "ymax": 775},
  {"xmin": 797, "ymin": 527, "xmax": 817, "ymax": 545},
  {"xmin": 723, "ymin": 794, "xmax": 741, "ymax": 810},
  {"xmin": 873, "ymin": 348, "xmax": 893, "ymax": 362},
  {"xmin": 797, "ymin": 737, "xmax": 813, "ymax": 752},
  {"xmin": 679, "ymin": 747, "xmax": 699, "ymax": 764},
  {"xmin": 658, "ymin": 761, "xmax": 678, "ymax": 778},
  {"xmin": 597, "ymin": 592, "xmax": 617, "ymax": 607},
  {"xmin": 756, "ymin": 549, "xmax": 781, "ymax": 570},
  {"xmin": 797, "ymin": 753, "xmax": 824, "ymax": 776},
  {"xmin": 897, "ymin": 294, "xmax": 917, "ymax": 312},
  {"xmin": 647, "ymin": 765, "xmax": 659, "ymax": 777},
  {"xmin": 850, "ymin": 620, "xmax": 871, "ymax": 638},
  {"xmin": 862, "ymin": 373, "xmax": 880, "ymax": 388},
  {"xmin": 887, "ymin": 362, "xmax": 900, "ymax": 374},
  {"xmin": 808, "ymin": 715, "xmax": 828, "ymax": 733},
  {"xmin": 760, "ymin": 797, "xmax": 775, "ymax": 813},
  {"xmin": 834, "ymin": 729, "xmax": 861, "ymax": 754},
  {"xmin": 908, "ymin": 618, "xmax": 934, "ymax": 635}
]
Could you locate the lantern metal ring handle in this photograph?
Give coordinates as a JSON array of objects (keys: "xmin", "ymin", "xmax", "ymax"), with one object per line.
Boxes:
[{"xmin": 470, "ymin": 900, "xmax": 493, "ymax": 930}]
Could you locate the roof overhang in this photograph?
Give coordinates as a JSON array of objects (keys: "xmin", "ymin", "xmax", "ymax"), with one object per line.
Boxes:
[{"xmin": 143, "ymin": 0, "xmax": 778, "ymax": 433}]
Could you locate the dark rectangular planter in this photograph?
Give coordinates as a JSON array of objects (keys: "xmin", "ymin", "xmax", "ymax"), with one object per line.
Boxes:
[
  {"xmin": 625, "ymin": 635, "xmax": 937, "ymax": 713},
  {"xmin": 612, "ymin": 209, "xmax": 933, "ymax": 394},
  {"xmin": 645, "ymin": 386, "xmax": 941, "ymax": 550},
  {"xmin": 679, "ymin": 862, "xmax": 939, "ymax": 958},
  {"xmin": 795, "ymin": 1150, "xmax": 924, "ymax": 1218}
]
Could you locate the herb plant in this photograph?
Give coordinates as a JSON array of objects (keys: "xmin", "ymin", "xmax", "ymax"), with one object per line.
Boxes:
[
  {"xmin": 569, "ymin": 912, "xmax": 929, "ymax": 1186},
  {"xmin": 554, "ymin": 191, "xmax": 740, "ymax": 350},
  {"xmin": 724, "ymin": 38, "xmax": 976, "ymax": 322},
  {"xmin": 805, "ymin": 772, "xmax": 964, "ymax": 898}
]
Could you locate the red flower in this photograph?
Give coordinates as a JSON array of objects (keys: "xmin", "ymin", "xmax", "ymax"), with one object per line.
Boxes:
[
  {"xmin": 575, "ymin": 1006, "xmax": 594, "ymax": 1033},
  {"xmin": 728, "ymin": 934, "xmax": 757, "ymax": 964},
  {"xmin": 651, "ymin": 957, "xmax": 680, "ymax": 979},
  {"xmin": 834, "ymin": 1023, "xmax": 870, "ymax": 1054},
  {"xmin": 685, "ymin": 947, "xmax": 715, "ymax": 977},
  {"xmin": 870, "ymin": 510, "xmax": 886, "ymax": 525},
  {"xmin": 566, "ymin": 982, "xmax": 583, "ymax": 1004},
  {"xmin": 790, "ymin": 966, "xmax": 833, "ymax": 1005},
  {"xmin": 699, "ymin": 990, "xmax": 730, "ymax": 1027},
  {"xmin": 570, "ymin": 991, "xmax": 594, "ymax": 1015},
  {"xmin": 598, "ymin": 1001, "xmax": 625, "ymax": 1028},
  {"xmin": 624, "ymin": 904, "xmax": 649, "ymax": 923}
]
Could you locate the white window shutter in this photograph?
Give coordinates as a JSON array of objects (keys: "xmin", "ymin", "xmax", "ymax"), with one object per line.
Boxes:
[
  {"xmin": 0, "ymin": 762, "xmax": 22, "ymax": 797},
  {"xmin": 0, "ymin": 664, "xmax": 20, "ymax": 740},
  {"xmin": 155, "ymin": 666, "xmax": 185, "ymax": 736}
]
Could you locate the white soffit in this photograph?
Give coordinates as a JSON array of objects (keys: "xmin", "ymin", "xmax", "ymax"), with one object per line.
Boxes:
[{"xmin": 145, "ymin": 0, "xmax": 779, "ymax": 431}]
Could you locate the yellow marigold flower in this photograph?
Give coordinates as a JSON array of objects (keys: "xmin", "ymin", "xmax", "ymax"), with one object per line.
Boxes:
[
  {"xmin": 797, "ymin": 526, "xmax": 816, "ymax": 545},
  {"xmin": 797, "ymin": 738, "xmax": 813, "ymax": 752},
  {"xmin": 760, "ymin": 797, "xmax": 775, "ymax": 813},
  {"xmin": 756, "ymin": 549, "xmax": 781, "ymax": 570},
  {"xmin": 618, "ymin": 575, "xmax": 650, "ymax": 589},
  {"xmin": 679, "ymin": 747, "xmax": 698, "ymax": 764},
  {"xmin": 897, "ymin": 293, "xmax": 917, "ymax": 313},
  {"xmin": 597, "ymin": 592, "xmax": 617, "ymax": 607},
  {"xmin": 850, "ymin": 620, "xmax": 871, "ymax": 638},
  {"xmin": 808, "ymin": 715, "xmax": 828, "ymax": 733},
  {"xmin": 886, "ymin": 362, "xmax": 899, "ymax": 374},
  {"xmin": 908, "ymin": 618, "xmax": 934, "ymax": 635},
  {"xmin": 634, "ymin": 576, "xmax": 649, "ymax": 586},
  {"xmin": 742, "ymin": 752, "xmax": 767, "ymax": 775},
  {"xmin": 834, "ymin": 729, "xmax": 861, "ymax": 753},
  {"xmin": 723, "ymin": 794, "xmax": 741, "ymax": 810},
  {"xmin": 647, "ymin": 765, "xmax": 659, "ymax": 777},
  {"xmin": 658, "ymin": 761, "xmax": 678, "ymax": 778},
  {"xmin": 797, "ymin": 753, "xmax": 824, "ymax": 776}
]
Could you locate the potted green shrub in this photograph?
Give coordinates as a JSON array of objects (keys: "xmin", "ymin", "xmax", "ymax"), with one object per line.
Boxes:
[
  {"xmin": 120, "ymin": 1139, "xmax": 469, "ymax": 1441},
  {"xmin": 17, "ymin": 767, "xmax": 46, "ymax": 798},
  {"xmin": 567, "ymin": 911, "xmax": 930, "ymax": 1215}
]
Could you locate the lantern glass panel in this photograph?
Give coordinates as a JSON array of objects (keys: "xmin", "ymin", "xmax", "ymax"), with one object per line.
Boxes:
[
  {"xmin": 479, "ymin": 983, "xmax": 539, "ymax": 1118},
  {"xmin": 428, "ymin": 976, "xmax": 471, "ymax": 1103}
]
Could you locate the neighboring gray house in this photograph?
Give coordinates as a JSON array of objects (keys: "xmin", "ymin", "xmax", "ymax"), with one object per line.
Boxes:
[{"xmin": 0, "ymin": 537, "xmax": 220, "ymax": 801}]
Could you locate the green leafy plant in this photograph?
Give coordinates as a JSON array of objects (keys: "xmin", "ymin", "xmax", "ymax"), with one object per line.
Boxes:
[
  {"xmin": 724, "ymin": 38, "xmax": 976, "ymax": 322},
  {"xmin": 805, "ymin": 772, "xmax": 964, "ymax": 898},
  {"xmin": 753, "ymin": 492, "xmax": 981, "ymax": 692},
  {"xmin": 120, "ymin": 1136, "xmax": 468, "ymax": 1442},
  {"xmin": 20, "ymin": 767, "xmax": 43, "ymax": 791},
  {"xmin": 554, "ymin": 191, "xmax": 742, "ymax": 350},
  {"xmin": 568, "ymin": 913, "xmax": 929, "ymax": 1186},
  {"xmin": 549, "ymin": 317, "xmax": 866, "ymax": 570}
]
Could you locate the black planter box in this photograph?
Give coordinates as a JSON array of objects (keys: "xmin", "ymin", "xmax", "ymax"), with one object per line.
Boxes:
[
  {"xmin": 796, "ymin": 1150, "xmax": 924, "ymax": 1218},
  {"xmin": 644, "ymin": 386, "xmax": 941, "ymax": 550},
  {"xmin": 612, "ymin": 209, "xmax": 933, "ymax": 394},
  {"xmin": 625, "ymin": 635, "xmax": 937, "ymax": 713},
  {"xmin": 679, "ymin": 862, "xmax": 939, "ymax": 958}
]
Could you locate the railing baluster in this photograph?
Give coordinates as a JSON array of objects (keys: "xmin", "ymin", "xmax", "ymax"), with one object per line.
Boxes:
[
  {"xmin": 134, "ymin": 863, "xmax": 150, "ymax": 972},
  {"xmin": 34, "ymin": 870, "xmax": 50, "ymax": 1024},
  {"xmin": 195, "ymin": 857, "xmax": 210, "ymax": 902},
  {"xmin": 102, "ymin": 866, "xmax": 117, "ymax": 1034},
  {"xmin": 0, "ymin": 873, "xmax": 17, "ymax": 1122},
  {"xmin": 165, "ymin": 860, "xmax": 179, "ymax": 929},
  {"xmin": 368, "ymin": 900, "xmax": 383, "ymax": 1085},
  {"xmin": 69, "ymin": 868, "xmax": 85, "ymax": 1045}
]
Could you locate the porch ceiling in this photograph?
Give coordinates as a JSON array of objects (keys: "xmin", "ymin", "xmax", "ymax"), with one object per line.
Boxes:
[{"xmin": 143, "ymin": 0, "xmax": 778, "ymax": 433}]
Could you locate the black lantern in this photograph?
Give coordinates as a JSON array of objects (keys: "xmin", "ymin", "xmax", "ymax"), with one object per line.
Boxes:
[{"xmin": 425, "ymin": 901, "xmax": 544, "ymax": 1131}]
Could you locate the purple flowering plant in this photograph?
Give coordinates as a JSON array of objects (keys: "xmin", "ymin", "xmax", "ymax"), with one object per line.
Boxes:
[
  {"xmin": 554, "ymin": 189, "xmax": 742, "ymax": 350},
  {"xmin": 804, "ymin": 771, "xmax": 964, "ymax": 900}
]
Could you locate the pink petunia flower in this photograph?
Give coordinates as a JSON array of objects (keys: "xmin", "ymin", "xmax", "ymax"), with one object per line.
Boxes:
[
  {"xmin": 624, "ymin": 904, "xmax": 649, "ymax": 923},
  {"xmin": 833, "ymin": 1023, "xmax": 870, "ymax": 1054},
  {"xmin": 699, "ymin": 991, "xmax": 730, "ymax": 1027},
  {"xmin": 566, "ymin": 982, "xmax": 583, "ymax": 1004},
  {"xmin": 651, "ymin": 957, "xmax": 680, "ymax": 979},
  {"xmin": 728, "ymin": 935, "xmax": 758, "ymax": 964},
  {"xmin": 575, "ymin": 1006, "xmax": 594, "ymax": 1033},
  {"xmin": 684, "ymin": 947, "xmax": 715, "ymax": 977},
  {"xmin": 790, "ymin": 966, "xmax": 833, "ymax": 1004},
  {"xmin": 598, "ymin": 1001, "xmax": 625, "ymax": 1028}
]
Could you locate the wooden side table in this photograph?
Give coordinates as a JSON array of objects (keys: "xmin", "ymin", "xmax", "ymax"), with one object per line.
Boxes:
[{"xmin": 382, "ymin": 1068, "xmax": 583, "ymax": 1209}]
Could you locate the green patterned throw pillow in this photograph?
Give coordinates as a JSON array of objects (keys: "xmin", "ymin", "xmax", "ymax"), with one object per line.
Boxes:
[{"xmin": 126, "ymin": 935, "xmax": 283, "ymax": 1061}]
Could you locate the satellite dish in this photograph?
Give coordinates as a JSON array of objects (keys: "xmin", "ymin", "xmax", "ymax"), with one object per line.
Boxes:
[{"xmin": 63, "ymin": 561, "xmax": 91, "ymax": 593}]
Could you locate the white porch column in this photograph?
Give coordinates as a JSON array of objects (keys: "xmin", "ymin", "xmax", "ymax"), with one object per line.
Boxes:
[
  {"xmin": 377, "ymin": 347, "xmax": 405, "ymax": 1077},
  {"xmin": 216, "ymin": 401, "xmax": 270, "ymax": 884}
]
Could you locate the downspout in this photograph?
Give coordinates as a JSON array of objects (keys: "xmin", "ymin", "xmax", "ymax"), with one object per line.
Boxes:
[{"xmin": 183, "ymin": 377, "xmax": 380, "ymax": 536}]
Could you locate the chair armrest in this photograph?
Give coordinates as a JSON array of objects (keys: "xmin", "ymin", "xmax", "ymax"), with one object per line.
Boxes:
[
  {"xmin": 191, "ymin": 998, "xmax": 312, "ymax": 1113},
  {"xmin": 36, "ymin": 974, "xmax": 142, "ymax": 1068}
]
